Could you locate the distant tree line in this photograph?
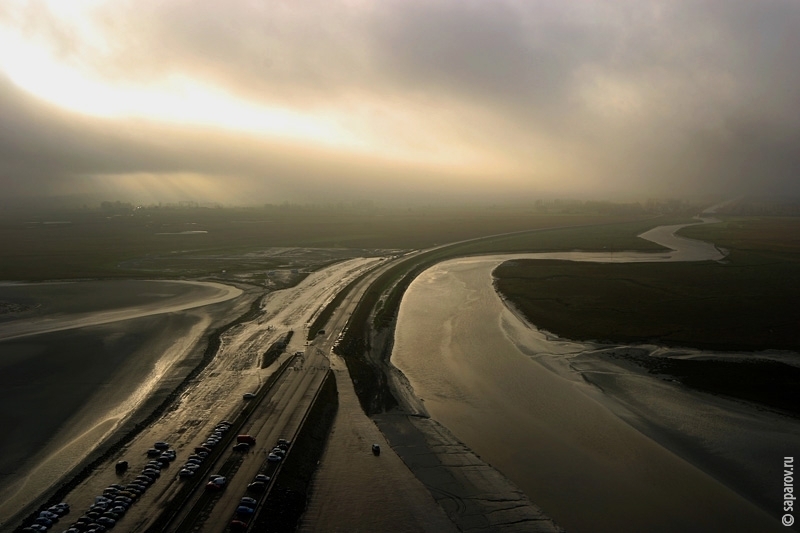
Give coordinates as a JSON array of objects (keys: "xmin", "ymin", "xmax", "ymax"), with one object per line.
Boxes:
[{"xmin": 717, "ymin": 198, "xmax": 800, "ymax": 216}]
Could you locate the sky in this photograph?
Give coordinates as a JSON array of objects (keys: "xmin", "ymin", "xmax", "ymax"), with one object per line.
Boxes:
[{"xmin": 0, "ymin": 0, "xmax": 798, "ymax": 205}]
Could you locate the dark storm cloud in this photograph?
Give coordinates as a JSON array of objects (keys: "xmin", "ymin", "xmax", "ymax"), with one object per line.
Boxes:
[{"xmin": 1, "ymin": 0, "xmax": 799, "ymax": 201}]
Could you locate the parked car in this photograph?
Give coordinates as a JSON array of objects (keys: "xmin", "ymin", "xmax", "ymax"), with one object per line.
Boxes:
[
  {"xmin": 236, "ymin": 505, "xmax": 255, "ymax": 516},
  {"xmin": 160, "ymin": 450, "xmax": 177, "ymax": 461},
  {"xmin": 206, "ymin": 480, "xmax": 224, "ymax": 491},
  {"xmin": 240, "ymin": 496, "xmax": 258, "ymax": 508},
  {"xmin": 154, "ymin": 441, "xmax": 170, "ymax": 450},
  {"xmin": 96, "ymin": 516, "xmax": 115, "ymax": 528},
  {"xmin": 48, "ymin": 503, "xmax": 69, "ymax": 516},
  {"xmin": 247, "ymin": 481, "xmax": 266, "ymax": 492}
]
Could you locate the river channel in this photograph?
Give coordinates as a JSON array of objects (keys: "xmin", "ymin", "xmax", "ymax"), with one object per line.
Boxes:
[{"xmin": 391, "ymin": 218, "xmax": 798, "ymax": 532}]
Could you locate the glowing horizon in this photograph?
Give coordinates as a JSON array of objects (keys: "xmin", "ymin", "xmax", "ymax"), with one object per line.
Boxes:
[{"xmin": 1, "ymin": 0, "xmax": 798, "ymax": 203}]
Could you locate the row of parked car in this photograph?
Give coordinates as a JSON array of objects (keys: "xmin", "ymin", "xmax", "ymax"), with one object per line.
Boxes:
[
  {"xmin": 228, "ymin": 473, "xmax": 271, "ymax": 530},
  {"xmin": 20, "ymin": 502, "xmax": 70, "ymax": 532},
  {"xmin": 228, "ymin": 437, "xmax": 290, "ymax": 530},
  {"xmin": 26, "ymin": 441, "xmax": 175, "ymax": 533},
  {"xmin": 177, "ymin": 421, "xmax": 232, "ymax": 478}
]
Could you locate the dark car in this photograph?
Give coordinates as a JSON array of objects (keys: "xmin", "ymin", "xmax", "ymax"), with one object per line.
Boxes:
[
  {"xmin": 206, "ymin": 480, "xmax": 224, "ymax": 491},
  {"xmin": 115, "ymin": 460, "xmax": 128, "ymax": 473},
  {"xmin": 154, "ymin": 441, "xmax": 170, "ymax": 450},
  {"xmin": 51, "ymin": 502, "xmax": 70, "ymax": 515},
  {"xmin": 96, "ymin": 516, "xmax": 116, "ymax": 528},
  {"xmin": 230, "ymin": 520, "xmax": 249, "ymax": 531},
  {"xmin": 247, "ymin": 481, "xmax": 266, "ymax": 492},
  {"xmin": 236, "ymin": 505, "xmax": 255, "ymax": 516},
  {"xmin": 233, "ymin": 442, "xmax": 250, "ymax": 452},
  {"xmin": 240, "ymin": 496, "xmax": 258, "ymax": 508}
]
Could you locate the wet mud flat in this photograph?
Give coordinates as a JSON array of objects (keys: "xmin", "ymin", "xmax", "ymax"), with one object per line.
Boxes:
[
  {"xmin": 0, "ymin": 280, "xmax": 255, "ymax": 529},
  {"xmin": 588, "ymin": 346, "xmax": 800, "ymax": 418},
  {"xmin": 570, "ymin": 345, "xmax": 800, "ymax": 522},
  {"xmin": 373, "ymin": 413, "xmax": 564, "ymax": 533},
  {"xmin": 332, "ymin": 325, "xmax": 563, "ymax": 532},
  {"xmin": 388, "ymin": 255, "xmax": 788, "ymax": 532}
]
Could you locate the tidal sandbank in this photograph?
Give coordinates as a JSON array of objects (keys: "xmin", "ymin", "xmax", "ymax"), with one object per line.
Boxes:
[{"xmin": 0, "ymin": 279, "xmax": 248, "ymax": 527}]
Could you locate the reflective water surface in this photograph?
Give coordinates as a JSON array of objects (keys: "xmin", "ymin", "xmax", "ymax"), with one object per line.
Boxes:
[
  {"xmin": 392, "ymin": 219, "xmax": 794, "ymax": 532},
  {"xmin": 0, "ymin": 280, "xmax": 241, "ymax": 524}
]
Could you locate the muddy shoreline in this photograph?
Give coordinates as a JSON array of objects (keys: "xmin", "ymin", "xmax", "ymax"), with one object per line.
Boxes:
[
  {"xmin": 359, "ymin": 315, "xmax": 564, "ymax": 532},
  {"xmin": 5, "ymin": 282, "xmax": 261, "ymax": 531}
]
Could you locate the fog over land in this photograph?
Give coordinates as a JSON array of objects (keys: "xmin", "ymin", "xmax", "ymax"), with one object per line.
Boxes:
[{"xmin": 1, "ymin": 1, "xmax": 799, "ymax": 205}]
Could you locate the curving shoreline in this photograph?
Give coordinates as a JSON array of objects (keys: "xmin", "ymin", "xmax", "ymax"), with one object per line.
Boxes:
[
  {"xmin": 0, "ymin": 280, "xmax": 242, "ymax": 342},
  {"xmin": 0, "ymin": 280, "xmax": 252, "ymax": 528},
  {"xmin": 387, "ymin": 218, "xmax": 791, "ymax": 531}
]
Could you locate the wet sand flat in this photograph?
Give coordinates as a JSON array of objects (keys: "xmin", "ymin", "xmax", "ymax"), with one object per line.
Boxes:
[
  {"xmin": 392, "ymin": 256, "xmax": 786, "ymax": 532},
  {"xmin": 0, "ymin": 280, "xmax": 243, "ymax": 526},
  {"xmin": 0, "ymin": 280, "xmax": 241, "ymax": 341}
]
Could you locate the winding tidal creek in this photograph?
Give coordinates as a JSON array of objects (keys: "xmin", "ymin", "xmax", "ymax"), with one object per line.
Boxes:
[{"xmin": 392, "ymin": 218, "xmax": 797, "ymax": 532}]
